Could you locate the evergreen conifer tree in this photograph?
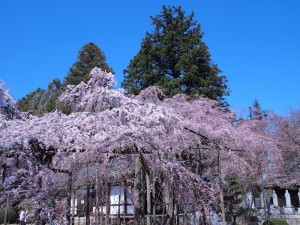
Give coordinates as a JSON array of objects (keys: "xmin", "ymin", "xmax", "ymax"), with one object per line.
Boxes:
[
  {"xmin": 64, "ymin": 42, "xmax": 113, "ymax": 85},
  {"xmin": 18, "ymin": 79, "xmax": 63, "ymax": 116},
  {"xmin": 122, "ymin": 5, "xmax": 229, "ymax": 101}
]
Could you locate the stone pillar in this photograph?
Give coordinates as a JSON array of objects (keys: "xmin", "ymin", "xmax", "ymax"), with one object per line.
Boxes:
[{"xmin": 272, "ymin": 190, "xmax": 278, "ymax": 207}]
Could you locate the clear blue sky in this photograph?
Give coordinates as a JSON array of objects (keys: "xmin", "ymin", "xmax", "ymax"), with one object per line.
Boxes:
[{"xmin": 1, "ymin": 0, "xmax": 299, "ymax": 116}]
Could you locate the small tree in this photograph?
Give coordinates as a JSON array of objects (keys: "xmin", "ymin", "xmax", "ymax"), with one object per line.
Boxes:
[
  {"xmin": 0, "ymin": 80, "xmax": 18, "ymax": 119},
  {"xmin": 223, "ymin": 175, "xmax": 245, "ymax": 212},
  {"xmin": 0, "ymin": 208, "xmax": 18, "ymax": 224},
  {"xmin": 122, "ymin": 5, "xmax": 229, "ymax": 102},
  {"xmin": 248, "ymin": 99, "xmax": 268, "ymax": 120}
]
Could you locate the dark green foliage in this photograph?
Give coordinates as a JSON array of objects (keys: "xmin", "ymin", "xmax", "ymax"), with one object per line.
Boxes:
[
  {"xmin": 263, "ymin": 219, "xmax": 289, "ymax": 225},
  {"xmin": 0, "ymin": 208, "xmax": 18, "ymax": 224},
  {"xmin": 18, "ymin": 79, "xmax": 63, "ymax": 116},
  {"xmin": 122, "ymin": 5, "xmax": 229, "ymax": 101},
  {"xmin": 223, "ymin": 175, "xmax": 245, "ymax": 211},
  {"xmin": 241, "ymin": 208, "xmax": 259, "ymax": 225},
  {"xmin": 18, "ymin": 42, "xmax": 113, "ymax": 116},
  {"xmin": 64, "ymin": 42, "xmax": 113, "ymax": 85}
]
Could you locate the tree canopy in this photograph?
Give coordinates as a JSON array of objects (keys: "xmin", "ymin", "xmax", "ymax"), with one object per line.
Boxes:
[
  {"xmin": 271, "ymin": 109, "xmax": 300, "ymax": 188},
  {"xmin": 122, "ymin": 5, "xmax": 229, "ymax": 101},
  {"xmin": 1, "ymin": 68, "xmax": 277, "ymax": 224}
]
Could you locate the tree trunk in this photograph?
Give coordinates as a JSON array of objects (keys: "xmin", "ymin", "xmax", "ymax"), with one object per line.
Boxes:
[
  {"xmin": 95, "ymin": 167, "xmax": 100, "ymax": 225},
  {"xmin": 218, "ymin": 147, "xmax": 226, "ymax": 225},
  {"xmin": 174, "ymin": 202, "xmax": 179, "ymax": 225},
  {"xmin": 146, "ymin": 173, "xmax": 151, "ymax": 225},
  {"xmin": 71, "ymin": 190, "xmax": 76, "ymax": 225},
  {"xmin": 141, "ymin": 166, "xmax": 146, "ymax": 225},
  {"xmin": 152, "ymin": 182, "xmax": 156, "ymax": 225},
  {"xmin": 183, "ymin": 206, "xmax": 187, "ymax": 225},
  {"xmin": 105, "ymin": 184, "xmax": 110, "ymax": 225},
  {"xmin": 134, "ymin": 155, "xmax": 143, "ymax": 225},
  {"xmin": 86, "ymin": 185, "xmax": 90, "ymax": 225},
  {"xmin": 164, "ymin": 186, "xmax": 174, "ymax": 225},
  {"xmin": 4, "ymin": 194, "xmax": 9, "ymax": 225},
  {"xmin": 219, "ymin": 188, "xmax": 226, "ymax": 225},
  {"xmin": 67, "ymin": 173, "xmax": 73, "ymax": 225}
]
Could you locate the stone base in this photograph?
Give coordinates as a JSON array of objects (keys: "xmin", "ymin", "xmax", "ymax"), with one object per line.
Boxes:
[
  {"xmin": 270, "ymin": 207, "xmax": 281, "ymax": 215},
  {"xmin": 258, "ymin": 209, "xmax": 264, "ymax": 213},
  {"xmin": 283, "ymin": 207, "xmax": 294, "ymax": 214}
]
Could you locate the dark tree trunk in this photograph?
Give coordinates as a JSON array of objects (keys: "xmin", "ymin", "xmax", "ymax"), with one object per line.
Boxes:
[
  {"xmin": 146, "ymin": 174, "xmax": 151, "ymax": 225},
  {"xmin": 95, "ymin": 167, "xmax": 100, "ymax": 225},
  {"xmin": 105, "ymin": 184, "xmax": 110, "ymax": 225},
  {"xmin": 218, "ymin": 147, "xmax": 226, "ymax": 225},
  {"xmin": 164, "ymin": 187, "xmax": 174, "ymax": 225},
  {"xmin": 134, "ymin": 155, "xmax": 143, "ymax": 225},
  {"xmin": 86, "ymin": 185, "xmax": 90, "ymax": 225},
  {"xmin": 66, "ymin": 173, "xmax": 72, "ymax": 225},
  {"xmin": 4, "ymin": 194, "xmax": 9, "ymax": 225}
]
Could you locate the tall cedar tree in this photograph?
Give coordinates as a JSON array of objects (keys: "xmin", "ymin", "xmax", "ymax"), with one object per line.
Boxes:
[
  {"xmin": 64, "ymin": 42, "xmax": 113, "ymax": 85},
  {"xmin": 18, "ymin": 42, "xmax": 113, "ymax": 116},
  {"xmin": 122, "ymin": 5, "xmax": 229, "ymax": 101}
]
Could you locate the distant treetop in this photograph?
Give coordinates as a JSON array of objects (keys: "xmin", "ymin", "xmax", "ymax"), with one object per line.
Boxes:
[
  {"xmin": 18, "ymin": 42, "xmax": 114, "ymax": 116},
  {"xmin": 64, "ymin": 42, "xmax": 114, "ymax": 86}
]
